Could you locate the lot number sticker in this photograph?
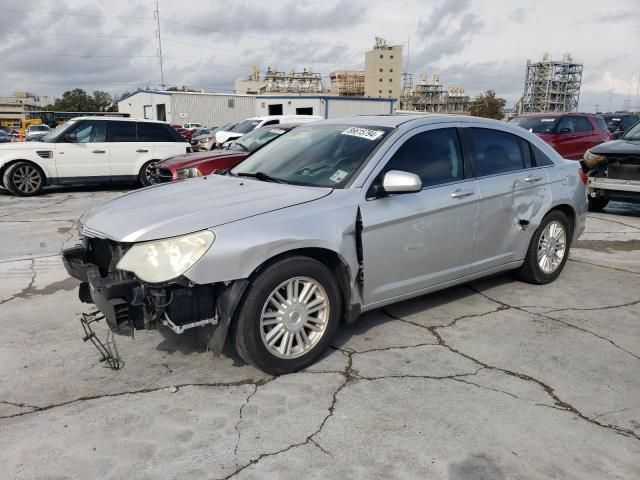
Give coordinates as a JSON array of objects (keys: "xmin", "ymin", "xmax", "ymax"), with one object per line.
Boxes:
[
  {"xmin": 329, "ymin": 169, "xmax": 349, "ymax": 183},
  {"xmin": 341, "ymin": 127, "xmax": 385, "ymax": 140}
]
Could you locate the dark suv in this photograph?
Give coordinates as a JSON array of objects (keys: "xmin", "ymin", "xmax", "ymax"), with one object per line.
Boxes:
[
  {"xmin": 509, "ymin": 112, "xmax": 611, "ymax": 160},
  {"xmin": 603, "ymin": 113, "xmax": 639, "ymax": 137}
]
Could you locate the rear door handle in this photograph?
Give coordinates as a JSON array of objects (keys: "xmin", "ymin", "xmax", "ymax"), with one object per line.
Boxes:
[
  {"xmin": 136, "ymin": 148, "xmax": 149, "ymax": 153},
  {"xmin": 92, "ymin": 149, "xmax": 106, "ymax": 154},
  {"xmin": 524, "ymin": 175, "xmax": 543, "ymax": 183},
  {"xmin": 450, "ymin": 189, "xmax": 474, "ymax": 199}
]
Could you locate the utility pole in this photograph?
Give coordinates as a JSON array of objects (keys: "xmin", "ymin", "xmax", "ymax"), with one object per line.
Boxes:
[{"xmin": 154, "ymin": 1, "xmax": 165, "ymax": 89}]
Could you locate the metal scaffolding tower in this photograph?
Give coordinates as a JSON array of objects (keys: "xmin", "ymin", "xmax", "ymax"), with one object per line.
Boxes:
[
  {"xmin": 520, "ymin": 53, "xmax": 583, "ymax": 113},
  {"xmin": 400, "ymin": 74, "xmax": 469, "ymax": 114}
]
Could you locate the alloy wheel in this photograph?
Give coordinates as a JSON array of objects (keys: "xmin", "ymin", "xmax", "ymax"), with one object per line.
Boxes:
[
  {"xmin": 144, "ymin": 161, "xmax": 158, "ymax": 185},
  {"xmin": 259, "ymin": 276, "xmax": 330, "ymax": 359},
  {"xmin": 12, "ymin": 165, "xmax": 42, "ymax": 194},
  {"xmin": 537, "ymin": 220, "xmax": 567, "ymax": 274}
]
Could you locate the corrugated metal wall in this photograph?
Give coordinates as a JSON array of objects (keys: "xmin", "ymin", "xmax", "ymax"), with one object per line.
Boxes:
[
  {"xmin": 170, "ymin": 93, "xmax": 255, "ymax": 128},
  {"xmin": 326, "ymin": 99, "xmax": 394, "ymax": 118}
]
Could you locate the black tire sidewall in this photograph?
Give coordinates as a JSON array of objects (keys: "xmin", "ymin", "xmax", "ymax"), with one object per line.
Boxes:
[
  {"xmin": 235, "ymin": 257, "xmax": 341, "ymax": 375},
  {"xmin": 526, "ymin": 211, "xmax": 571, "ymax": 284},
  {"xmin": 5, "ymin": 161, "xmax": 45, "ymax": 196},
  {"xmin": 587, "ymin": 196, "xmax": 608, "ymax": 212}
]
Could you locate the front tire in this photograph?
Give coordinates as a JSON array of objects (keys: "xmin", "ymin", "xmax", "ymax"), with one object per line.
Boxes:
[
  {"xmin": 233, "ymin": 256, "xmax": 341, "ymax": 375},
  {"xmin": 3, "ymin": 161, "xmax": 45, "ymax": 196},
  {"xmin": 517, "ymin": 210, "xmax": 571, "ymax": 284}
]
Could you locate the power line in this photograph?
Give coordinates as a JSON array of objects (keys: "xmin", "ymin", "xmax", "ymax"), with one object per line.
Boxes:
[
  {"xmin": 0, "ymin": 30, "xmax": 152, "ymax": 40},
  {"xmin": 0, "ymin": 7, "xmax": 153, "ymax": 20}
]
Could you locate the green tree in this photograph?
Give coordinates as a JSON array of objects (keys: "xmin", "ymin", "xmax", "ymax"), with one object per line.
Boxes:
[
  {"xmin": 46, "ymin": 89, "xmax": 115, "ymax": 112},
  {"xmin": 468, "ymin": 89, "xmax": 507, "ymax": 120},
  {"xmin": 92, "ymin": 90, "xmax": 114, "ymax": 112}
]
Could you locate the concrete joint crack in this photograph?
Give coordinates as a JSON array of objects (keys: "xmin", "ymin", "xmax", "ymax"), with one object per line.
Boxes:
[
  {"xmin": 380, "ymin": 289, "xmax": 640, "ymax": 443},
  {"xmin": 0, "ymin": 378, "xmax": 272, "ymax": 421}
]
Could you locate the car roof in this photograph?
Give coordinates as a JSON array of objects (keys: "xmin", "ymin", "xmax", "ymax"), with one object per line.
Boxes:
[
  {"xmin": 515, "ymin": 112, "xmax": 600, "ymax": 118},
  {"xmin": 319, "ymin": 114, "xmax": 507, "ymax": 128},
  {"xmin": 69, "ymin": 116, "xmax": 169, "ymax": 124}
]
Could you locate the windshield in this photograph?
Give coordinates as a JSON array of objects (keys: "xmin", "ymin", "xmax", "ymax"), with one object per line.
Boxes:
[
  {"xmin": 621, "ymin": 122, "xmax": 640, "ymax": 141},
  {"xmin": 30, "ymin": 125, "xmax": 50, "ymax": 132},
  {"xmin": 232, "ymin": 119, "xmax": 261, "ymax": 134},
  {"xmin": 232, "ymin": 124, "xmax": 392, "ymax": 188},
  {"xmin": 509, "ymin": 116, "xmax": 559, "ymax": 133},
  {"xmin": 41, "ymin": 120, "xmax": 76, "ymax": 143},
  {"xmin": 228, "ymin": 127, "xmax": 287, "ymax": 152}
]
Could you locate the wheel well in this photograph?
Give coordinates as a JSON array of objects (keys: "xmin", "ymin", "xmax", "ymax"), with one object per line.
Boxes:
[
  {"xmin": 250, "ymin": 248, "xmax": 353, "ymax": 323},
  {"xmin": 550, "ymin": 204, "xmax": 576, "ymax": 240},
  {"xmin": 1, "ymin": 160, "xmax": 47, "ymax": 186}
]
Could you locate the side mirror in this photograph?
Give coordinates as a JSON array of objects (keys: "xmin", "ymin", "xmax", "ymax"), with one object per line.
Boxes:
[
  {"xmin": 63, "ymin": 133, "xmax": 77, "ymax": 143},
  {"xmin": 382, "ymin": 170, "xmax": 422, "ymax": 194},
  {"xmin": 612, "ymin": 130, "xmax": 624, "ymax": 139}
]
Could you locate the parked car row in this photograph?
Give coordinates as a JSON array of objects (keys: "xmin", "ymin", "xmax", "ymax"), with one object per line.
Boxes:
[
  {"xmin": 62, "ymin": 114, "xmax": 588, "ymax": 374},
  {"xmin": 509, "ymin": 111, "xmax": 640, "ymax": 211}
]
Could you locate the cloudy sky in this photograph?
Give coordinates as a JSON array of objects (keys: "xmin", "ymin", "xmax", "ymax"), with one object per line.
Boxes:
[{"xmin": 1, "ymin": 0, "xmax": 639, "ymax": 111}]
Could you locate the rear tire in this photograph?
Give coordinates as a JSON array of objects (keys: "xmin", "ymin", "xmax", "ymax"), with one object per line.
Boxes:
[
  {"xmin": 587, "ymin": 195, "xmax": 609, "ymax": 212},
  {"xmin": 3, "ymin": 161, "xmax": 45, "ymax": 196},
  {"xmin": 233, "ymin": 256, "xmax": 341, "ymax": 375},
  {"xmin": 517, "ymin": 210, "xmax": 571, "ymax": 285},
  {"xmin": 138, "ymin": 160, "xmax": 159, "ymax": 186}
]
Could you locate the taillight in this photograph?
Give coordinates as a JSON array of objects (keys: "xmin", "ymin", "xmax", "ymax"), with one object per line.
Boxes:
[{"xmin": 578, "ymin": 168, "xmax": 588, "ymax": 184}]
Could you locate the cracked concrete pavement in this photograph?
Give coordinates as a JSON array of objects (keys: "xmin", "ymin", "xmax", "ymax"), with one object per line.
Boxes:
[{"xmin": 0, "ymin": 187, "xmax": 639, "ymax": 479}]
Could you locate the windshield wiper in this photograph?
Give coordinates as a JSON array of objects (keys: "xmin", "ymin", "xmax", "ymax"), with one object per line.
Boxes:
[{"xmin": 236, "ymin": 171, "xmax": 288, "ymax": 184}]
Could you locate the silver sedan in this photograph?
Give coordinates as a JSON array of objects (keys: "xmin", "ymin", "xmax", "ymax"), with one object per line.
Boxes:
[{"xmin": 63, "ymin": 115, "xmax": 587, "ymax": 374}]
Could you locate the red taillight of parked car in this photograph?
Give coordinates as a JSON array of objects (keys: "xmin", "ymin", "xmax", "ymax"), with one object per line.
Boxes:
[{"xmin": 579, "ymin": 168, "xmax": 588, "ymax": 184}]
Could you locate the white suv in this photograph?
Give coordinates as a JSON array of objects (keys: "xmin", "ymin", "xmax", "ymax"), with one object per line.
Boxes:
[
  {"xmin": 215, "ymin": 115, "xmax": 322, "ymax": 146},
  {"xmin": 0, "ymin": 117, "xmax": 190, "ymax": 196}
]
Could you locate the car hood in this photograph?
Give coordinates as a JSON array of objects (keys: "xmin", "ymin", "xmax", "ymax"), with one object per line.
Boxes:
[
  {"xmin": 216, "ymin": 130, "xmax": 244, "ymax": 143},
  {"xmin": 79, "ymin": 174, "xmax": 333, "ymax": 243},
  {"xmin": 590, "ymin": 139, "xmax": 640, "ymax": 155},
  {"xmin": 155, "ymin": 150, "xmax": 237, "ymax": 170}
]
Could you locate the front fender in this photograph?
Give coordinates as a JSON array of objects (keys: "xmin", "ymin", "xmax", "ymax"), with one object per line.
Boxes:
[{"xmin": 183, "ymin": 189, "xmax": 361, "ymax": 286}]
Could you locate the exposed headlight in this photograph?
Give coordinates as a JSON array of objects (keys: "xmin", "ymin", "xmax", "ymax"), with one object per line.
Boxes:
[
  {"xmin": 199, "ymin": 138, "xmax": 208, "ymax": 143},
  {"xmin": 116, "ymin": 230, "xmax": 215, "ymax": 283},
  {"xmin": 176, "ymin": 167, "xmax": 203, "ymax": 179},
  {"xmin": 583, "ymin": 150, "xmax": 605, "ymax": 168}
]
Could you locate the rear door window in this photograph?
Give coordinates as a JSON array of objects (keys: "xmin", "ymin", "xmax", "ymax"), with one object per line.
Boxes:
[
  {"xmin": 107, "ymin": 121, "xmax": 137, "ymax": 142},
  {"xmin": 574, "ymin": 117, "xmax": 592, "ymax": 132},
  {"xmin": 467, "ymin": 128, "xmax": 525, "ymax": 177}
]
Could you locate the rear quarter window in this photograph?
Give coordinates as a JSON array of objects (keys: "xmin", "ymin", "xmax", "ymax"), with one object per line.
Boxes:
[
  {"xmin": 592, "ymin": 117, "xmax": 608, "ymax": 132},
  {"xmin": 530, "ymin": 144, "xmax": 555, "ymax": 166}
]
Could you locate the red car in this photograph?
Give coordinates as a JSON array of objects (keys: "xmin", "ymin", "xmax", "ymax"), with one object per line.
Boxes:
[
  {"xmin": 509, "ymin": 112, "xmax": 611, "ymax": 159},
  {"xmin": 154, "ymin": 124, "xmax": 299, "ymax": 182}
]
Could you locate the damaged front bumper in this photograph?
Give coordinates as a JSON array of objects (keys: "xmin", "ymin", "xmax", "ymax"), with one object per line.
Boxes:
[{"xmin": 62, "ymin": 243, "xmax": 248, "ymax": 353}]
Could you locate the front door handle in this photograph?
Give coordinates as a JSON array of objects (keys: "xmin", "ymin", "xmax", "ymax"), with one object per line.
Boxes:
[
  {"xmin": 136, "ymin": 148, "xmax": 149, "ymax": 153},
  {"xmin": 450, "ymin": 189, "xmax": 474, "ymax": 199},
  {"xmin": 92, "ymin": 149, "xmax": 106, "ymax": 154},
  {"xmin": 524, "ymin": 175, "xmax": 543, "ymax": 183}
]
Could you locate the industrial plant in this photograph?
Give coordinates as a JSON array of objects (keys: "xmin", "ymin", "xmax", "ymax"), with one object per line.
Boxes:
[{"xmin": 518, "ymin": 53, "xmax": 583, "ymax": 113}]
